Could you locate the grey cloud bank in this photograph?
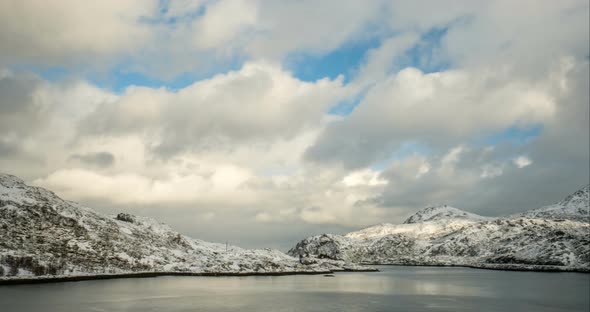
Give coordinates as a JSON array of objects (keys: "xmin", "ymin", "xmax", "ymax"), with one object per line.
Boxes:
[{"xmin": 0, "ymin": 0, "xmax": 588, "ymax": 249}]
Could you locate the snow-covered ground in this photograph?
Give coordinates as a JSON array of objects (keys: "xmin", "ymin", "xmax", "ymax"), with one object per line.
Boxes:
[
  {"xmin": 289, "ymin": 186, "xmax": 589, "ymax": 272},
  {"xmin": 515, "ymin": 185, "xmax": 590, "ymax": 222},
  {"xmin": 0, "ymin": 174, "xmax": 370, "ymax": 281},
  {"xmin": 402, "ymin": 205, "xmax": 491, "ymax": 224}
]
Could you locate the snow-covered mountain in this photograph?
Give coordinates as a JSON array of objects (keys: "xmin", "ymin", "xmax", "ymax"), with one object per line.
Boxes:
[
  {"xmin": 403, "ymin": 205, "xmax": 490, "ymax": 224},
  {"xmin": 516, "ymin": 185, "xmax": 589, "ymax": 222},
  {"xmin": 289, "ymin": 186, "xmax": 590, "ymax": 272},
  {"xmin": 0, "ymin": 173, "xmax": 368, "ymax": 281}
]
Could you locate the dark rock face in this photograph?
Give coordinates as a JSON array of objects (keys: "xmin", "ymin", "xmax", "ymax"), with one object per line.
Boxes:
[
  {"xmin": 116, "ymin": 213, "xmax": 135, "ymax": 223},
  {"xmin": 291, "ymin": 234, "xmax": 356, "ymax": 261}
]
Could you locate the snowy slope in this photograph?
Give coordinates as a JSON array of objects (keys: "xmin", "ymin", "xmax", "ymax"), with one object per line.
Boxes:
[
  {"xmin": 517, "ymin": 185, "xmax": 589, "ymax": 222},
  {"xmin": 403, "ymin": 205, "xmax": 490, "ymax": 224},
  {"xmin": 345, "ymin": 205, "xmax": 490, "ymax": 241},
  {"xmin": 345, "ymin": 219, "xmax": 480, "ymax": 241},
  {"xmin": 0, "ymin": 174, "xmax": 368, "ymax": 280},
  {"xmin": 289, "ymin": 187, "xmax": 590, "ymax": 272}
]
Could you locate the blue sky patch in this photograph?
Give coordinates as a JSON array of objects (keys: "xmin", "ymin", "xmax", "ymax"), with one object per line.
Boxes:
[
  {"xmin": 13, "ymin": 57, "xmax": 244, "ymax": 94},
  {"xmin": 285, "ymin": 37, "xmax": 381, "ymax": 83},
  {"xmin": 327, "ymin": 87, "xmax": 370, "ymax": 116},
  {"xmin": 9, "ymin": 64, "xmax": 71, "ymax": 82},
  {"xmin": 287, "ymin": 26, "xmax": 452, "ymax": 84},
  {"xmin": 396, "ymin": 27, "xmax": 450, "ymax": 74},
  {"xmin": 99, "ymin": 56, "xmax": 244, "ymax": 93},
  {"xmin": 476, "ymin": 125, "xmax": 543, "ymax": 147},
  {"xmin": 91, "ymin": 69, "xmax": 196, "ymax": 94},
  {"xmin": 141, "ymin": 0, "xmax": 207, "ymax": 25},
  {"xmin": 328, "ymin": 98, "xmax": 361, "ymax": 116}
]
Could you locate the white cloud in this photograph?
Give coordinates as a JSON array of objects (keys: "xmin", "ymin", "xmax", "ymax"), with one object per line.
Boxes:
[
  {"xmin": 440, "ymin": 146, "xmax": 465, "ymax": 172},
  {"xmin": 0, "ymin": 1, "xmax": 588, "ymax": 247},
  {"xmin": 306, "ymin": 63, "xmax": 562, "ymax": 168},
  {"xmin": 416, "ymin": 162, "xmax": 431, "ymax": 178},
  {"xmin": 481, "ymin": 164, "xmax": 504, "ymax": 179},
  {"xmin": 0, "ymin": 0, "xmax": 157, "ymax": 65},
  {"xmin": 0, "ymin": 0, "xmax": 386, "ymax": 75},
  {"xmin": 513, "ymin": 156, "xmax": 533, "ymax": 168},
  {"xmin": 34, "ymin": 166, "xmax": 254, "ymax": 206},
  {"xmin": 342, "ymin": 169, "xmax": 388, "ymax": 187},
  {"xmin": 82, "ymin": 61, "xmax": 344, "ymax": 156},
  {"xmin": 351, "ymin": 33, "xmax": 420, "ymax": 89},
  {"xmin": 191, "ymin": 0, "xmax": 258, "ymax": 49},
  {"xmin": 244, "ymin": 0, "xmax": 383, "ymax": 60}
]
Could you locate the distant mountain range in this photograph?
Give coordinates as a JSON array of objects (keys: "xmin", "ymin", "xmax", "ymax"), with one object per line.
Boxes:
[
  {"xmin": 0, "ymin": 173, "xmax": 368, "ymax": 282},
  {"xmin": 289, "ymin": 185, "xmax": 589, "ymax": 272}
]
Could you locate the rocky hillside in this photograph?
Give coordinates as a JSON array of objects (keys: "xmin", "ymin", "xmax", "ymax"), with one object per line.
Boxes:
[
  {"xmin": 403, "ymin": 205, "xmax": 490, "ymax": 224},
  {"xmin": 289, "ymin": 186, "xmax": 590, "ymax": 272},
  {"xmin": 516, "ymin": 185, "xmax": 589, "ymax": 222},
  {"xmin": 0, "ymin": 174, "xmax": 367, "ymax": 281}
]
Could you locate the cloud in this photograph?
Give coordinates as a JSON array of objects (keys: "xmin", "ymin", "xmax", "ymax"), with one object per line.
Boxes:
[
  {"xmin": 0, "ymin": 1, "xmax": 587, "ymax": 249},
  {"xmin": 69, "ymin": 152, "xmax": 115, "ymax": 168},
  {"xmin": 305, "ymin": 65, "xmax": 558, "ymax": 169},
  {"xmin": 243, "ymin": 0, "xmax": 384, "ymax": 60},
  {"xmin": 0, "ymin": 70, "xmax": 45, "ymax": 134},
  {"xmin": 2, "ymin": 0, "xmax": 587, "ymax": 81},
  {"xmin": 513, "ymin": 156, "xmax": 532, "ymax": 169},
  {"xmin": 342, "ymin": 169, "xmax": 388, "ymax": 187},
  {"xmin": 442, "ymin": 0, "xmax": 589, "ymax": 76},
  {"xmin": 351, "ymin": 33, "xmax": 421, "ymax": 88},
  {"xmin": 368, "ymin": 59, "xmax": 589, "ymax": 218},
  {"xmin": 0, "ymin": 0, "xmax": 157, "ymax": 66},
  {"xmin": 0, "ymin": 69, "xmax": 117, "ymax": 179},
  {"xmin": 0, "ymin": 0, "xmax": 386, "ymax": 78},
  {"xmin": 366, "ymin": 146, "xmax": 506, "ymax": 214},
  {"xmin": 34, "ymin": 166, "xmax": 254, "ymax": 206},
  {"xmin": 81, "ymin": 61, "xmax": 344, "ymax": 157},
  {"xmin": 480, "ymin": 164, "xmax": 503, "ymax": 179},
  {"xmin": 190, "ymin": 0, "xmax": 258, "ymax": 49}
]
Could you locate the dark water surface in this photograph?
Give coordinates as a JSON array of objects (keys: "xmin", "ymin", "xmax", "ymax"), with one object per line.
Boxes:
[{"xmin": 1, "ymin": 266, "xmax": 588, "ymax": 312}]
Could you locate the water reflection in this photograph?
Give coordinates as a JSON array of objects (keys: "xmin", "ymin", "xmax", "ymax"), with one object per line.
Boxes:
[
  {"xmin": 272, "ymin": 269, "xmax": 485, "ymax": 297},
  {"xmin": 0, "ymin": 266, "xmax": 588, "ymax": 312}
]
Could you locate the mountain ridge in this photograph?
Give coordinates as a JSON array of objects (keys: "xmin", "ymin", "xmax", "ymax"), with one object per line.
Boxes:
[
  {"xmin": 403, "ymin": 204, "xmax": 490, "ymax": 224},
  {"xmin": 0, "ymin": 173, "xmax": 370, "ymax": 282},
  {"xmin": 516, "ymin": 184, "xmax": 589, "ymax": 221},
  {"xmin": 289, "ymin": 185, "xmax": 590, "ymax": 272}
]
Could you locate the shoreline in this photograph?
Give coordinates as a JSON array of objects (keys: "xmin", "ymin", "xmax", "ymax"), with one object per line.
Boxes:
[
  {"xmin": 1, "ymin": 263, "xmax": 587, "ymax": 285},
  {"xmin": 0, "ymin": 268, "xmax": 379, "ymax": 286},
  {"xmin": 361, "ymin": 262, "xmax": 590, "ymax": 273}
]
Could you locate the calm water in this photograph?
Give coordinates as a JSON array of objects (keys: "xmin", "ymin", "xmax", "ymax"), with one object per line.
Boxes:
[{"xmin": 0, "ymin": 266, "xmax": 588, "ymax": 312}]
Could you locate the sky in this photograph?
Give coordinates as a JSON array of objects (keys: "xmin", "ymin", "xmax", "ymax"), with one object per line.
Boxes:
[{"xmin": 0, "ymin": 0, "xmax": 588, "ymax": 250}]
